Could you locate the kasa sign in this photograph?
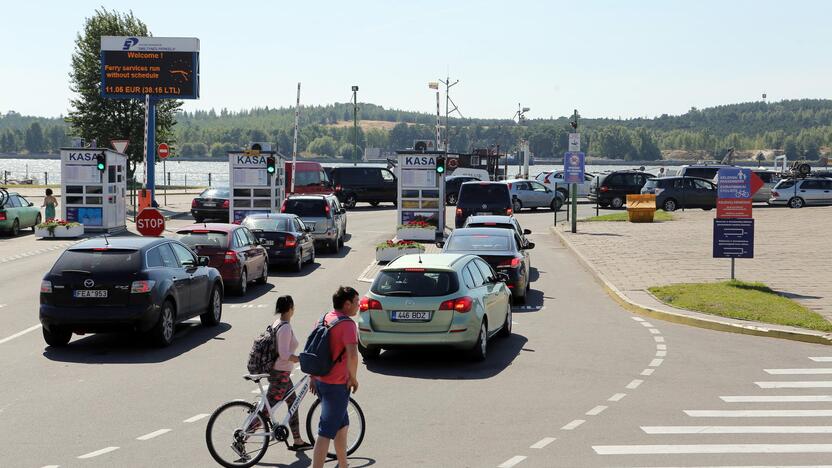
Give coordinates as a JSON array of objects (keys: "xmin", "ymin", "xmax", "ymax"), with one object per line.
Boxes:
[{"xmin": 403, "ymin": 156, "xmax": 436, "ymax": 168}]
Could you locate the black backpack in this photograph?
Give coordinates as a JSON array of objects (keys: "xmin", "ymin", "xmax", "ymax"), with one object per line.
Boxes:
[
  {"xmin": 299, "ymin": 314, "xmax": 351, "ymax": 376},
  {"xmin": 246, "ymin": 322, "xmax": 286, "ymax": 374}
]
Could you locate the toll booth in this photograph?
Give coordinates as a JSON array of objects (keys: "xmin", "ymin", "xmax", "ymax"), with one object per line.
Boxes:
[
  {"xmin": 396, "ymin": 151, "xmax": 446, "ymax": 239},
  {"xmin": 60, "ymin": 148, "xmax": 127, "ymax": 233},
  {"xmin": 228, "ymin": 150, "xmax": 285, "ymax": 223}
]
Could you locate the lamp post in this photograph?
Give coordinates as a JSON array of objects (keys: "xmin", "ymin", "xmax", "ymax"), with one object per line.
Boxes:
[
  {"xmin": 513, "ymin": 104, "xmax": 530, "ymax": 178},
  {"xmin": 352, "ymin": 85, "xmax": 359, "ymax": 164}
]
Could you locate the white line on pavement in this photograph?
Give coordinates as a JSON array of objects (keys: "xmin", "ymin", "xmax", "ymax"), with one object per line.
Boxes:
[
  {"xmin": 656, "ymin": 350, "xmax": 667, "ymax": 357},
  {"xmin": 810, "ymin": 357, "xmax": 832, "ymax": 362},
  {"xmin": 654, "ymin": 336, "xmax": 665, "ymax": 342},
  {"xmin": 626, "ymin": 379, "xmax": 643, "ymax": 389},
  {"xmin": 184, "ymin": 414, "xmax": 209, "ymax": 423},
  {"xmin": 766, "ymin": 368, "xmax": 832, "ymax": 375},
  {"xmin": 648, "ymin": 328, "xmax": 661, "ymax": 335},
  {"xmin": 642, "ymin": 426, "xmax": 832, "ymax": 434},
  {"xmin": 586, "ymin": 405, "xmax": 608, "ymax": 416},
  {"xmin": 137, "ymin": 428, "xmax": 171, "ymax": 440},
  {"xmin": 0, "ymin": 324, "xmax": 42, "ymax": 345},
  {"xmin": 685, "ymin": 410, "xmax": 832, "ymax": 417},
  {"xmin": 77, "ymin": 447, "xmax": 120, "ymax": 459},
  {"xmin": 497, "ymin": 455, "xmax": 527, "ymax": 468},
  {"xmin": 649, "ymin": 358, "xmax": 664, "ymax": 367},
  {"xmin": 631, "ymin": 316, "xmax": 645, "ymax": 322},
  {"xmin": 561, "ymin": 419, "xmax": 585, "ymax": 430},
  {"xmin": 593, "ymin": 444, "xmax": 832, "ymax": 455},
  {"xmin": 628, "ymin": 465, "xmax": 832, "ymax": 468},
  {"xmin": 656, "ymin": 344, "xmax": 667, "ymax": 350},
  {"xmin": 530, "ymin": 437, "xmax": 556, "ymax": 449},
  {"xmin": 757, "ymin": 381, "xmax": 832, "ymax": 388},
  {"xmin": 721, "ymin": 395, "xmax": 832, "ymax": 402},
  {"xmin": 609, "ymin": 393, "xmax": 627, "ymax": 402},
  {"xmin": 642, "ymin": 369, "xmax": 655, "ymax": 376},
  {"xmin": 40, "ymin": 465, "xmax": 59, "ymax": 468},
  {"xmin": 641, "ymin": 322, "xmax": 654, "ymax": 327}
]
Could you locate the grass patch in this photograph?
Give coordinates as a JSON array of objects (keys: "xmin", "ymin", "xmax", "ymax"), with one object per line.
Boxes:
[
  {"xmin": 583, "ymin": 211, "xmax": 674, "ymax": 222},
  {"xmin": 648, "ymin": 280, "xmax": 832, "ymax": 332}
]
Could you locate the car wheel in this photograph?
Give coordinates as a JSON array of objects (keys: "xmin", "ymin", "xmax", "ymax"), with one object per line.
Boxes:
[
  {"xmin": 255, "ymin": 259, "xmax": 268, "ymax": 284},
  {"xmin": 33, "ymin": 214, "xmax": 41, "ymax": 231},
  {"xmin": 293, "ymin": 252, "xmax": 303, "ymax": 272},
  {"xmin": 338, "ymin": 235, "xmax": 345, "ymax": 249},
  {"xmin": 447, "ymin": 193, "xmax": 458, "ymax": 205},
  {"xmin": 789, "ymin": 197, "xmax": 805, "ymax": 209},
  {"xmin": 470, "ymin": 320, "xmax": 488, "ymax": 361},
  {"xmin": 307, "ymin": 246, "xmax": 316, "ymax": 264},
  {"xmin": 369, "ymin": 201, "xmax": 379, "ymax": 207},
  {"xmin": 662, "ymin": 199, "xmax": 677, "ymax": 212},
  {"xmin": 557, "ymin": 188, "xmax": 569, "ymax": 200},
  {"xmin": 151, "ymin": 300, "xmax": 176, "ymax": 347},
  {"xmin": 236, "ymin": 269, "xmax": 247, "ymax": 296},
  {"xmin": 498, "ymin": 303, "xmax": 512, "ymax": 338},
  {"xmin": 200, "ymin": 285, "xmax": 223, "ymax": 326},
  {"xmin": 359, "ymin": 343, "xmax": 381, "ymax": 360},
  {"xmin": 550, "ymin": 198, "xmax": 562, "ymax": 211},
  {"xmin": 332, "ymin": 238, "xmax": 340, "ymax": 253},
  {"xmin": 11, "ymin": 219, "xmax": 20, "ymax": 237},
  {"xmin": 42, "ymin": 326, "xmax": 71, "ymax": 347},
  {"xmin": 611, "ymin": 197, "xmax": 625, "ymax": 209},
  {"xmin": 512, "ymin": 198, "xmax": 523, "ymax": 213},
  {"xmin": 344, "ymin": 194, "xmax": 357, "ymax": 209}
]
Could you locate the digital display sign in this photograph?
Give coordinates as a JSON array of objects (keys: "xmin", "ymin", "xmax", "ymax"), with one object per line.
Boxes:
[{"xmin": 100, "ymin": 36, "xmax": 199, "ymax": 100}]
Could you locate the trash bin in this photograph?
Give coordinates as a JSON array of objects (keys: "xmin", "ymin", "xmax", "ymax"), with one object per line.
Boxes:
[{"xmin": 626, "ymin": 194, "xmax": 656, "ymax": 223}]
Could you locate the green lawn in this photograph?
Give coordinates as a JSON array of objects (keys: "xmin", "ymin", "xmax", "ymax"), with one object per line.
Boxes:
[
  {"xmin": 649, "ymin": 280, "xmax": 832, "ymax": 332},
  {"xmin": 583, "ymin": 211, "xmax": 674, "ymax": 222}
]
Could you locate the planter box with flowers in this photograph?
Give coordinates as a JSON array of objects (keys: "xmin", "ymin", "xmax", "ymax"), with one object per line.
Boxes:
[
  {"xmin": 396, "ymin": 220, "xmax": 436, "ymax": 241},
  {"xmin": 375, "ymin": 240, "xmax": 426, "ymax": 262},
  {"xmin": 35, "ymin": 220, "xmax": 84, "ymax": 239}
]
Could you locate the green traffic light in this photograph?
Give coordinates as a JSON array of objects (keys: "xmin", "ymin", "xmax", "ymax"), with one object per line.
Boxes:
[
  {"xmin": 436, "ymin": 166, "xmax": 445, "ymax": 174},
  {"xmin": 267, "ymin": 166, "xmax": 275, "ymax": 174}
]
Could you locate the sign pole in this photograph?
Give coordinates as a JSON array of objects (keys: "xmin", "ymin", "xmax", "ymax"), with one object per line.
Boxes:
[
  {"xmin": 163, "ymin": 158, "xmax": 167, "ymax": 206},
  {"xmin": 146, "ymin": 97, "xmax": 157, "ymax": 206},
  {"xmin": 291, "ymin": 83, "xmax": 300, "ymax": 194},
  {"xmin": 731, "ymin": 258, "xmax": 735, "ymax": 280},
  {"xmin": 571, "ymin": 109, "xmax": 579, "ymax": 233},
  {"xmin": 143, "ymin": 94, "xmax": 149, "ymax": 191}
]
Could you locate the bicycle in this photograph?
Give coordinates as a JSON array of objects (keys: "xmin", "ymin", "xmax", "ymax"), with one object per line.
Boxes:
[{"xmin": 205, "ymin": 372, "xmax": 365, "ymax": 467}]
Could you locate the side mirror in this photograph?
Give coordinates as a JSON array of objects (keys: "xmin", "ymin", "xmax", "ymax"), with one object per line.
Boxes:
[
  {"xmin": 523, "ymin": 229, "xmax": 532, "ymax": 235},
  {"xmin": 29, "ymin": 202, "xmax": 34, "ymax": 207},
  {"xmin": 435, "ymin": 240, "xmax": 445, "ymax": 248},
  {"xmin": 198, "ymin": 256, "xmax": 210, "ymax": 266},
  {"xmin": 526, "ymin": 242, "xmax": 535, "ymax": 250}
]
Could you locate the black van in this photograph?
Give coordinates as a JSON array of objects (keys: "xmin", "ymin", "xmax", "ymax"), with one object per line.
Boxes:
[
  {"xmin": 455, "ymin": 181, "xmax": 512, "ymax": 228},
  {"xmin": 588, "ymin": 170, "xmax": 655, "ymax": 209},
  {"xmin": 329, "ymin": 166, "xmax": 397, "ymax": 208}
]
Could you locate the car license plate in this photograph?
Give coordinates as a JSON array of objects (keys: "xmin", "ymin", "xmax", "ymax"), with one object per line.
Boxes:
[
  {"xmin": 203, "ymin": 202, "xmax": 216, "ymax": 207},
  {"xmin": 261, "ymin": 239, "xmax": 274, "ymax": 246},
  {"xmin": 74, "ymin": 290, "xmax": 108, "ymax": 298},
  {"xmin": 476, "ymin": 212, "xmax": 491, "ymax": 216},
  {"xmin": 391, "ymin": 311, "xmax": 432, "ymax": 321}
]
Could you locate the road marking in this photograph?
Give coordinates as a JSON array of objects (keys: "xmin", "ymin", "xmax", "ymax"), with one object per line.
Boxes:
[
  {"xmin": 40, "ymin": 465, "xmax": 60, "ymax": 468},
  {"xmin": 586, "ymin": 405, "xmax": 608, "ymax": 416},
  {"xmin": 757, "ymin": 381, "xmax": 832, "ymax": 388},
  {"xmin": 656, "ymin": 350, "xmax": 667, "ymax": 357},
  {"xmin": 561, "ymin": 419, "xmax": 585, "ymax": 430},
  {"xmin": 184, "ymin": 413, "xmax": 209, "ymax": 423},
  {"xmin": 0, "ymin": 324, "xmax": 42, "ymax": 345},
  {"xmin": 609, "ymin": 393, "xmax": 627, "ymax": 402},
  {"xmin": 649, "ymin": 358, "xmax": 664, "ymax": 367},
  {"xmin": 631, "ymin": 316, "xmax": 645, "ymax": 322},
  {"xmin": 656, "ymin": 344, "xmax": 667, "ymax": 350},
  {"xmin": 642, "ymin": 369, "xmax": 655, "ymax": 376},
  {"xmin": 721, "ymin": 395, "xmax": 832, "ymax": 402},
  {"xmin": 628, "ymin": 465, "xmax": 832, "ymax": 468},
  {"xmin": 626, "ymin": 379, "xmax": 643, "ymax": 389},
  {"xmin": 641, "ymin": 321, "xmax": 654, "ymax": 327},
  {"xmin": 654, "ymin": 336, "xmax": 665, "ymax": 342},
  {"xmin": 685, "ymin": 410, "xmax": 832, "ymax": 417},
  {"xmin": 0, "ymin": 304, "xmax": 6, "ymax": 309},
  {"xmin": 77, "ymin": 446, "xmax": 119, "ymax": 459},
  {"xmin": 810, "ymin": 357, "xmax": 832, "ymax": 362},
  {"xmin": 642, "ymin": 426, "xmax": 832, "ymax": 434},
  {"xmin": 497, "ymin": 455, "xmax": 527, "ymax": 468},
  {"xmin": 648, "ymin": 328, "xmax": 661, "ymax": 334},
  {"xmin": 137, "ymin": 428, "xmax": 171, "ymax": 440},
  {"xmin": 530, "ymin": 437, "xmax": 556, "ymax": 449},
  {"xmin": 766, "ymin": 368, "xmax": 832, "ymax": 375},
  {"xmin": 593, "ymin": 444, "xmax": 832, "ymax": 455}
]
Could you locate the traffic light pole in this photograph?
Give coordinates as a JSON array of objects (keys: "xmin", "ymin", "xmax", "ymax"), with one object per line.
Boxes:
[
  {"xmin": 571, "ymin": 109, "xmax": 578, "ymax": 233},
  {"xmin": 145, "ymin": 96, "xmax": 157, "ymax": 206}
]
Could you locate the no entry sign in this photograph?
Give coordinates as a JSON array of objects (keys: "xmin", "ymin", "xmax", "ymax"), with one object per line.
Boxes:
[
  {"xmin": 136, "ymin": 208, "xmax": 165, "ymax": 236},
  {"xmin": 158, "ymin": 143, "xmax": 170, "ymax": 159}
]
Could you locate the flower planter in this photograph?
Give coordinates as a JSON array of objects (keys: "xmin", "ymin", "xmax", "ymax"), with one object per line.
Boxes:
[
  {"xmin": 36, "ymin": 224, "xmax": 84, "ymax": 239},
  {"xmin": 396, "ymin": 227, "xmax": 436, "ymax": 241},
  {"xmin": 375, "ymin": 246, "xmax": 425, "ymax": 262}
]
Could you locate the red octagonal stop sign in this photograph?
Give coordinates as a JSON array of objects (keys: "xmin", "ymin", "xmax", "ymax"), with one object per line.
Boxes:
[{"xmin": 136, "ymin": 208, "xmax": 165, "ymax": 237}]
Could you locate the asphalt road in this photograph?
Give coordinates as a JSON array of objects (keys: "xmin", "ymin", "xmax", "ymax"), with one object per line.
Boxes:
[{"xmin": 1, "ymin": 201, "xmax": 830, "ymax": 468}]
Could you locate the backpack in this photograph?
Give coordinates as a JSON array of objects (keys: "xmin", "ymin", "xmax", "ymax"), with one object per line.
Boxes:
[
  {"xmin": 246, "ymin": 322, "xmax": 286, "ymax": 374},
  {"xmin": 299, "ymin": 314, "xmax": 351, "ymax": 376}
]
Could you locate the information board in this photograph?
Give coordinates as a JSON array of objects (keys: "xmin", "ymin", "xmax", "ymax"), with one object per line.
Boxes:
[
  {"xmin": 563, "ymin": 151, "xmax": 585, "ymax": 184},
  {"xmin": 100, "ymin": 36, "xmax": 199, "ymax": 99},
  {"xmin": 713, "ymin": 219, "xmax": 754, "ymax": 258}
]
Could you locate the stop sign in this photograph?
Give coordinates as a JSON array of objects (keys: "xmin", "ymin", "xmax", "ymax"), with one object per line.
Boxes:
[
  {"xmin": 158, "ymin": 143, "xmax": 170, "ymax": 159},
  {"xmin": 136, "ymin": 208, "xmax": 165, "ymax": 237}
]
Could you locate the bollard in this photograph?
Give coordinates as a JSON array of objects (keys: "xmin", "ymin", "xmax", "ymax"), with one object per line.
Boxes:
[
  {"xmin": 184, "ymin": 174, "xmax": 187, "ymax": 193},
  {"xmin": 44, "ymin": 172, "xmax": 48, "ymax": 185},
  {"xmin": 554, "ymin": 183, "xmax": 558, "ymax": 225},
  {"xmin": 208, "ymin": 173, "xmax": 212, "ymax": 187}
]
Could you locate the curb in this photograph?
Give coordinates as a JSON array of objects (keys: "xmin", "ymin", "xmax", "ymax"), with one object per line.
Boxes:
[{"xmin": 551, "ymin": 226, "xmax": 832, "ymax": 346}]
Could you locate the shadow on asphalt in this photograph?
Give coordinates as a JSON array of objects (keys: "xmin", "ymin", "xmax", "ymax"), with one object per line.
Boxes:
[
  {"xmin": 363, "ymin": 333, "xmax": 528, "ymax": 380},
  {"xmin": 513, "ymin": 289, "xmax": 545, "ymax": 313},
  {"xmin": 223, "ymin": 282, "xmax": 276, "ymax": 304},
  {"xmin": 346, "ymin": 204, "xmax": 396, "ymax": 212},
  {"xmin": 269, "ymin": 261, "xmax": 323, "ymax": 277},
  {"xmin": 316, "ymin": 245, "xmax": 353, "ymax": 259},
  {"xmin": 42, "ymin": 322, "xmax": 231, "ymax": 364},
  {"xmin": 259, "ymin": 454, "xmax": 375, "ymax": 468},
  {"xmin": 529, "ymin": 267, "xmax": 540, "ymax": 282}
]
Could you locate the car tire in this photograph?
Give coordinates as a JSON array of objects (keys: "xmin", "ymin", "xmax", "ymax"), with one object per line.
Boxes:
[
  {"xmin": 662, "ymin": 199, "xmax": 678, "ymax": 212},
  {"xmin": 470, "ymin": 320, "xmax": 488, "ymax": 361},
  {"xmin": 33, "ymin": 214, "xmax": 41, "ymax": 232},
  {"xmin": 611, "ymin": 197, "xmax": 625, "ymax": 209},
  {"xmin": 236, "ymin": 269, "xmax": 248, "ymax": 296},
  {"xmin": 255, "ymin": 259, "xmax": 268, "ymax": 284},
  {"xmin": 293, "ymin": 252, "xmax": 303, "ymax": 272},
  {"xmin": 789, "ymin": 197, "xmax": 805, "ymax": 209},
  {"xmin": 307, "ymin": 246, "xmax": 316, "ymax": 264},
  {"xmin": 512, "ymin": 198, "xmax": 523, "ymax": 213},
  {"xmin": 151, "ymin": 300, "xmax": 176, "ymax": 347},
  {"xmin": 200, "ymin": 285, "xmax": 223, "ymax": 327},
  {"xmin": 344, "ymin": 194, "xmax": 357, "ymax": 209},
  {"xmin": 498, "ymin": 304, "xmax": 512, "ymax": 338},
  {"xmin": 359, "ymin": 343, "xmax": 381, "ymax": 360},
  {"xmin": 42, "ymin": 326, "xmax": 71, "ymax": 347},
  {"xmin": 557, "ymin": 188, "xmax": 569, "ymax": 200},
  {"xmin": 11, "ymin": 219, "xmax": 20, "ymax": 237},
  {"xmin": 447, "ymin": 193, "xmax": 458, "ymax": 205},
  {"xmin": 550, "ymin": 198, "xmax": 562, "ymax": 211}
]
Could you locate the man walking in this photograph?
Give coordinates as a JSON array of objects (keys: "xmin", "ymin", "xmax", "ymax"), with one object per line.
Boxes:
[{"xmin": 312, "ymin": 286, "xmax": 360, "ymax": 468}]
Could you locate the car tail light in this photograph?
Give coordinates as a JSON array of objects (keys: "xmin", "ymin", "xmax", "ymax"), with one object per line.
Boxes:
[
  {"xmin": 360, "ymin": 297, "xmax": 382, "ymax": 311},
  {"xmin": 506, "ymin": 208, "xmax": 513, "ymax": 215},
  {"xmin": 130, "ymin": 280, "xmax": 156, "ymax": 293},
  {"xmin": 335, "ymin": 185, "xmax": 342, "ymax": 192},
  {"xmin": 439, "ymin": 296, "xmax": 473, "ymax": 313},
  {"xmin": 600, "ymin": 186, "xmax": 609, "ymax": 192},
  {"xmin": 222, "ymin": 200, "xmax": 229, "ymax": 208},
  {"xmin": 325, "ymin": 204, "xmax": 331, "ymax": 216},
  {"xmin": 497, "ymin": 257, "xmax": 522, "ymax": 269},
  {"xmin": 772, "ymin": 190, "xmax": 779, "ymax": 197},
  {"xmin": 40, "ymin": 280, "xmax": 52, "ymax": 293},
  {"xmin": 285, "ymin": 235, "xmax": 297, "ymax": 248},
  {"xmin": 507, "ymin": 183, "xmax": 512, "ymax": 189},
  {"xmin": 0, "ymin": 211, "xmax": 5, "ymax": 221},
  {"xmin": 280, "ymin": 201, "xmax": 287, "ymax": 213},
  {"xmin": 224, "ymin": 250, "xmax": 238, "ymax": 264},
  {"xmin": 456, "ymin": 208, "xmax": 462, "ymax": 217},
  {"xmin": 191, "ymin": 199, "xmax": 198, "ymax": 208}
]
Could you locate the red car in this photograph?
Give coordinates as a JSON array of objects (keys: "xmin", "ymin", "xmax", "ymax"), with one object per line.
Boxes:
[{"xmin": 175, "ymin": 223, "xmax": 269, "ymax": 296}]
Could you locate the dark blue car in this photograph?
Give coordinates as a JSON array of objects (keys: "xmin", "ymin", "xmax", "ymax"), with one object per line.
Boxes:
[{"xmin": 242, "ymin": 213, "xmax": 316, "ymax": 271}]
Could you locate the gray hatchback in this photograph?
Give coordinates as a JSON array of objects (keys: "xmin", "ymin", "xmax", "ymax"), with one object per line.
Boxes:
[
  {"xmin": 281, "ymin": 194, "xmax": 347, "ymax": 253},
  {"xmin": 504, "ymin": 179, "xmax": 564, "ymax": 212}
]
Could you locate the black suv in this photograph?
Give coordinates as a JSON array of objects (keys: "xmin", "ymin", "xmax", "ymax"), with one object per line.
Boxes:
[
  {"xmin": 588, "ymin": 170, "xmax": 655, "ymax": 209},
  {"xmin": 329, "ymin": 166, "xmax": 397, "ymax": 208},
  {"xmin": 445, "ymin": 176, "xmax": 481, "ymax": 205},
  {"xmin": 454, "ymin": 181, "xmax": 512, "ymax": 228}
]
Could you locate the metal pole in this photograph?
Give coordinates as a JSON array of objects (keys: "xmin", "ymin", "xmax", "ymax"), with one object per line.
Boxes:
[
  {"xmin": 435, "ymin": 88, "xmax": 441, "ymax": 150},
  {"xmin": 571, "ymin": 109, "xmax": 579, "ymax": 233},
  {"xmin": 163, "ymin": 159, "xmax": 167, "ymax": 206},
  {"xmin": 596, "ymin": 176, "xmax": 599, "ymax": 216},
  {"xmin": 208, "ymin": 173, "xmax": 212, "ymax": 187},
  {"xmin": 44, "ymin": 172, "xmax": 48, "ymax": 185},
  {"xmin": 731, "ymin": 258, "xmax": 735, "ymax": 280},
  {"xmin": 554, "ymin": 183, "xmax": 558, "ymax": 225},
  {"xmin": 146, "ymin": 96, "xmax": 157, "ymax": 205},
  {"xmin": 291, "ymin": 82, "xmax": 300, "ymax": 194},
  {"xmin": 353, "ymin": 86, "xmax": 359, "ymax": 163}
]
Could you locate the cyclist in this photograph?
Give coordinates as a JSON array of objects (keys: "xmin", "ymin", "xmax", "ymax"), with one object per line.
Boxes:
[{"xmin": 266, "ymin": 295, "xmax": 312, "ymax": 451}]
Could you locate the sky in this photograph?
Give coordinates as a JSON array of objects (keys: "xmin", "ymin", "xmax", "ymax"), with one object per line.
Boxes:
[{"xmin": 2, "ymin": 0, "xmax": 830, "ymax": 120}]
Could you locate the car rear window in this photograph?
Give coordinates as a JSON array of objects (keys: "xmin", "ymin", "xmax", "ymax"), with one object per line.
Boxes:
[
  {"xmin": 284, "ymin": 199, "xmax": 327, "ymax": 217},
  {"xmin": 52, "ymin": 249, "xmax": 141, "ymax": 274},
  {"xmin": 466, "ymin": 222, "xmax": 513, "ymax": 231},
  {"xmin": 243, "ymin": 218, "xmax": 293, "ymax": 232},
  {"xmin": 447, "ymin": 234, "xmax": 510, "ymax": 251},
  {"xmin": 643, "ymin": 179, "xmax": 658, "ymax": 189},
  {"xmin": 775, "ymin": 180, "xmax": 796, "ymax": 190},
  {"xmin": 200, "ymin": 188, "xmax": 229, "ymax": 198},
  {"xmin": 371, "ymin": 270, "xmax": 458, "ymax": 297},
  {"xmin": 176, "ymin": 231, "xmax": 229, "ymax": 249},
  {"xmin": 458, "ymin": 184, "xmax": 510, "ymax": 205}
]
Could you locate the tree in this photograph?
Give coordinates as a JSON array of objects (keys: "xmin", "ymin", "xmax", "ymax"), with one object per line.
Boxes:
[
  {"xmin": 804, "ymin": 141, "xmax": 820, "ymax": 160},
  {"xmin": 338, "ymin": 143, "xmax": 359, "ymax": 160},
  {"xmin": 24, "ymin": 122, "xmax": 45, "ymax": 153},
  {"xmin": 48, "ymin": 125, "xmax": 67, "ymax": 153},
  {"xmin": 784, "ymin": 138, "xmax": 799, "ymax": 160},
  {"xmin": 66, "ymin": 8, "xmax": 181, "ymax": 178},
  {"xmin": 307, "ymin": 136, "xmax": 338, "ymax": 156}
]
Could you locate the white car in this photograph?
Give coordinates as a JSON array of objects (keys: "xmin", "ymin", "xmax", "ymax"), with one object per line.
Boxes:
[
  {"xmin": 535, "ymin": 171, "xmax": 595, "ymax": 199},
  {"xmin": 769, "ymin": 178, "xmax": 832, "ymax": 208}
]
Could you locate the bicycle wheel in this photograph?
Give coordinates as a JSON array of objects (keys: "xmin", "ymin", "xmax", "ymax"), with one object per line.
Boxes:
[
  {"xmin": 305, "ymin": 397, "xmax": 365, "ymax": 459},
  {"xmin": 205, "ymin": 400, "xmax": 270, "ymax": 468}
]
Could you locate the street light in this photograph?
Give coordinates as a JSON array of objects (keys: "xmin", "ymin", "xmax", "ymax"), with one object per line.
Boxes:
[{"xmin": 351, "ymin": 86, "xmax": 359, "ymax": 163}]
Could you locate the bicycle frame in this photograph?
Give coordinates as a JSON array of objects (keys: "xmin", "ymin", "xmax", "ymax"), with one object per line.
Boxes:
[{"xmin": 241, "ymin": 373, "xmax": 312, "ymax": 440}]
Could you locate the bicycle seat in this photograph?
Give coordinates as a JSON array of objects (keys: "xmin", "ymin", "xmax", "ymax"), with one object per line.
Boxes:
[{"xmin": 243, "ymin": 374, "xmax": 270, "ymax": 382}]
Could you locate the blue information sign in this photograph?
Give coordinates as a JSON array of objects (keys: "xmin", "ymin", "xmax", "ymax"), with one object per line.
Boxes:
[
  {"xmin": 563, "ymin": 152, "xmax": 585, "ymax": 184},
  {"xmin": 713, "ymin": 218, "xmax": 754, "ymax": 258},
  {"xmin": 717, "ymin": 168, "xmax": 752, "ymax": 199}
]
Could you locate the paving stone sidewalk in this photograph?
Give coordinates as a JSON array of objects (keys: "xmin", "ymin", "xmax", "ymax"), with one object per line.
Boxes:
[{"xmin": 557, "ymin": 206, "xmax": 832, "ymax": 322}]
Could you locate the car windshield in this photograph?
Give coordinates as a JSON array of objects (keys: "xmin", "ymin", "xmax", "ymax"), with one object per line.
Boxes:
[
  {"xmin": 284, "ymin": 199, "xmax": 327, "ymax": 217},
  {"xmin": 295, "ymin": 171, "xmax": 323, "ymax": 187},
  {"xmin": 200, "ymin": 188, "xmax": 229, "ymax": 198},
  {"xmin": 458, "ymin": 184, "xmax": 509, "ymax": 204},
  {"xmin": 243, "ymin": 218, "xmax": 293, "ymax": 231},
  {"xmin": 371, "ymin": 270, "xmax": 458, "ymax": 297},
  {"xmin": 176, "ymin": 231, "xmax": 229, "ymax": 249},
  {"xmin": 447, "ymin": 234, "xmax": 510, "ymax": 251},
  {"xmin": 52, "ymin": 249, "xmax": 141, "ymax": 274}
]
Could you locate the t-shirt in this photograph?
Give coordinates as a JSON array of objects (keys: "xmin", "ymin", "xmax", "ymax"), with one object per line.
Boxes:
[
  {"xmin": 316, "ymin": 311, "xmax": 358, "ymax": 385},
  {"xmin": 272, "ymin": 320, "xmax": 298, "ymax": 372}
]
